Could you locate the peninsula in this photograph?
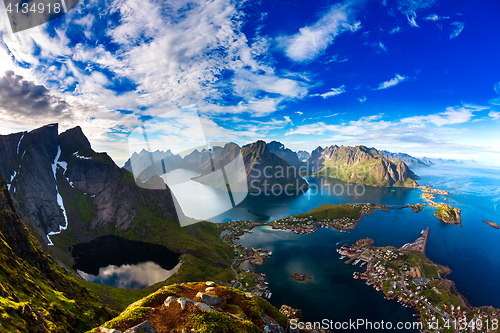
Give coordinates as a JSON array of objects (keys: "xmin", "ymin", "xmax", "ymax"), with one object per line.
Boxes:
[
  {"xmin": 270, "ymin": 203, "xmax": 389, "ymax": 232},
  {"xmin": 342, "ymin": 231, "xmax": 499, "ymax": 332}
]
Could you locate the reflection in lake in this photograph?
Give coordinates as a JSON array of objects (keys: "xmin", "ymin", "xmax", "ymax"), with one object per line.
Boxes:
[
  {"xmin": 71, "ymin": 235, "xmax": 181, "ymax": 289},
  {"xmin": 78, "ymin": 261, "xmax": 182, "ymax": 290}
]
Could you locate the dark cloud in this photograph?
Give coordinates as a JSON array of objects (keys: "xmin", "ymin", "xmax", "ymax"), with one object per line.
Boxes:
[{"xmin": 0, "ymin": 70, "xmax": 69, "ymax": 118}]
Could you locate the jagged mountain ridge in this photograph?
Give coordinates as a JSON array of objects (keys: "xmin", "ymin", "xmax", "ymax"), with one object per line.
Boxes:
[
  {"xmin": 380, "ymin": 150, "xmax": 431, "ymax": 167},
  {"xmin": 126, "ymin": 141, "xmax": 309, "ymax": 193},
  {"xmin": 241, "ymin": 140, "xmax": 309, "ymax": 192},
  {"xmin": 0, "ymin": 124, "xmax": 179, "ymax": 240},
  {"xmin": 307, "ymin": 145, "xmax": 418, "ymax": 187},
  {"xmin": 267, "ymin": 141, "xmax": 305, "ymax": 168},
  {"xmin": 125, "ymin": 140, "xmax": 419, "ymax": 190}
]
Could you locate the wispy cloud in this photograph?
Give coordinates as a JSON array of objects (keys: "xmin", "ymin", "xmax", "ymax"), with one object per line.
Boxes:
[
  {"xmin": 424, "ymin": 14, "xmax": 449, "ymax": 21},
  {"xmin": 312, "ymin": 85, "xmax": 346, "ymax": 98},
  {"xmin": 450, "ymin": 22, "xmax": 465, "ymax": 39},
  {"xmin": 389, "ymin": 26, "xmax": 401, "ymax": 34},
  {"xmin": 358, "ymin": 96, "xmax": 367, "ymax": 103},
  {"xmin": 375, "ymin": 74, "xmax": 409, "ymax": 90},
  {"xmin": 281, "ymin": 2, "xmax": 359, "ymax": 63},
  {"xmin": 295, "ymin": 111, "xmax": 304, "ymax": 115},
  {"xmin": 400, "ymin": 105, "xmax": 483, "ymax": 126},
  {"xmin": 397, "ymin": 0, "xmax": 438, "ymax": 27},
  {"xmin": 407, "ymin": 14, "xmax": 419, "ymax": 27},
  {"xmin": 377, "ymin": 42, "xmax": 388, "ymax": 53},
  {"xmin": 398, "ymin": 0, "xmax": 436, "ymax": 16}
]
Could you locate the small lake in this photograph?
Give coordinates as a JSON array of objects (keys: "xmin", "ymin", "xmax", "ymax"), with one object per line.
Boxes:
[{"xmin": 71, "ymin": 235, "xmax": 181, "ymax": 289}]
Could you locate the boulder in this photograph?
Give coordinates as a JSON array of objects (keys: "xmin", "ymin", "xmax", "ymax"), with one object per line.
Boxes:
[
  {"xmin": 164, "ymin": 296, "xmax": 178, "ymax": 307},
  {"xmin": 196, "ymin": 292, "xmax": 221, "ymax": 306},
  {"xmin": 205, "ymin": 281, "xmax": 216, "ymax": 287},
  {"xmin": 205, "ymin": 287, "xmax": 216, "ymax": 293},
  {"xmin": 195, "ymin": 302, "xmax": 213, "ymax": 312},
  {"xmin": 177, "ymin": 297, "xmax": 193, "ymax": 310},
  {"xmin": 124, "ymin": 320, "xmax": 158, "ymax": 333}
]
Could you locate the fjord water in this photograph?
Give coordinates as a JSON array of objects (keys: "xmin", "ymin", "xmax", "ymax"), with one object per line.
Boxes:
[{"xmin": 222, "ymin": 164, "xmax": 500, "ymax": 326}]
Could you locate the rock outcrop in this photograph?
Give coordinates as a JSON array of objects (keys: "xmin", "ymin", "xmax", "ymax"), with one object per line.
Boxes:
[{"xmin": 94, "ymin": 282, "xmax": 288, "ymax": 333}]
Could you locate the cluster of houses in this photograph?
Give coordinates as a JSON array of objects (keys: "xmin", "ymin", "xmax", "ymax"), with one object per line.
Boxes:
[{"xmin": 340, "ymin": 238, "xmax": 499, "ymax": 332}]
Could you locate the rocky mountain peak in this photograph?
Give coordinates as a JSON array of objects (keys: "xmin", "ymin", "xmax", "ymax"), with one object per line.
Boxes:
[{"xmin": 59, "ymin": 126, "xmax": 91, "ymax": 158}]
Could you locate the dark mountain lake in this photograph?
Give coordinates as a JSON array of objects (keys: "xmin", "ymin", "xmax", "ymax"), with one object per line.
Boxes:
[{"xmin": 71, "ymin": 235, "xmax": 181, "ymax": 289}]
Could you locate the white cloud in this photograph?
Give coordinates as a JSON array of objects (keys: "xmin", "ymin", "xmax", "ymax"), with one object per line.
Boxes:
[
  {"xmin": 489, "ymin": 111, "xmax": 500, "ymax": 120},
  {"xmin": 358, "ymin": 96, "xmax": 367, "ymax": 103},
  {"xmin": 281, "ymin": 2, "xmax": 359, "ymax": 63},
  {"xmin": 400, "ymin": 105, "xmax": 483, "ymax": 126},
  {"xmin": 375, "ymin": 74, "xmax": 409, "ymax": 90},
  {"xmin": 0, "ymin": 0, "xmax": 316, "ymax": 162},
  {"xmin": 312, "ymin": 85, "xmax": 346, "ymax": 98},
  {"xmin": 295, "ymin": 111, "xmax": 304, "ymax": 115},
  {"xmin": 450, "ymin": 22, "xmax": 465, "ymax": 39}
]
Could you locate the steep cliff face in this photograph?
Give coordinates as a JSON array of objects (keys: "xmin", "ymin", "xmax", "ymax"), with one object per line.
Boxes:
[
  {"xmin": 59, "ymin": 127, "xmax": 178, "ymax": 232},
  {"xmin": 0, "ymin": 175, "xmax": 114, "ymax": 332},
  {"xmin": 307, "ymin": 145, "xmax": 418, "ymax": 187},
  {"xmin": 267, "ymin": 141, "xmax": 304, "ymax": 169},
  {"xmin": 0, "ymin": 125, "xmax": 179, "ymax": 241},
  {"xmin": 0, "ymin": 124, "xmax": 65, "ymax": 234},
  {"xmin": 242, "ymin": 141, "xmax": 309, "ymax": 193}
]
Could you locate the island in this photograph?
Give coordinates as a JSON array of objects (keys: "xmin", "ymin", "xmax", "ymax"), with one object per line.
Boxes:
[
  {"xmin": 407, "ymin": 203, "xmax": 425, "ymax": 213},
  {"xmin": 419, "ymin": 186, "xmax": 462, "ymax": 225},
  {"xmin": 483, "ymin": 220, "xmax": 500, "ymax": 229},
  {"xmin": 290, "ymin": 273, "xmax": 313, "ymax": 282},
  {"xmin": 434, "ymin": 204, "xmax": 462, "ymax": 225},
  {"xmin": 341, "ymin": 230, "xmax": 499, "ymax": 332}
]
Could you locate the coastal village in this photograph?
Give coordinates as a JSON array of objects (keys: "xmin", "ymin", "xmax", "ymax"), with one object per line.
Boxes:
[
  {"xmin": 269, "ymin": 203, "xmax": 389, "ymax": 232},
  {"xmin": 339, "ymin": 231, "xmax": 499, "ymax": 333},
  {"xmin": 217, "ymin": 195, "xmax": 498, "ymax": 333}
]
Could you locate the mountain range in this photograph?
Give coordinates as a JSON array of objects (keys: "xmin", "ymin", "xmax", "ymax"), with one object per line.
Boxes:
[{"xmin": 0, "ymin": 123, "xmax": 476, "ymax": 332}]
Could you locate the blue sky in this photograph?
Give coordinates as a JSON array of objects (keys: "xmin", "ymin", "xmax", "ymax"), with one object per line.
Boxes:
[{"xmin": 0, "ymin": 0, "xmax": 499, "ymax": 165}]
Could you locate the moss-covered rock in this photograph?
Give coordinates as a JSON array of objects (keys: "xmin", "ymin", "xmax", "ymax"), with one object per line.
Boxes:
[{"xmin": 93, "ymin": 282, "xmax": 287, "ymax": 333}]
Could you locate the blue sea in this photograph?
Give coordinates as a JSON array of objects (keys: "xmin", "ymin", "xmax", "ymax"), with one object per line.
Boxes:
[{"xmin": 209, "ymin": 164, "xmax": 500, "ymax": 328}]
